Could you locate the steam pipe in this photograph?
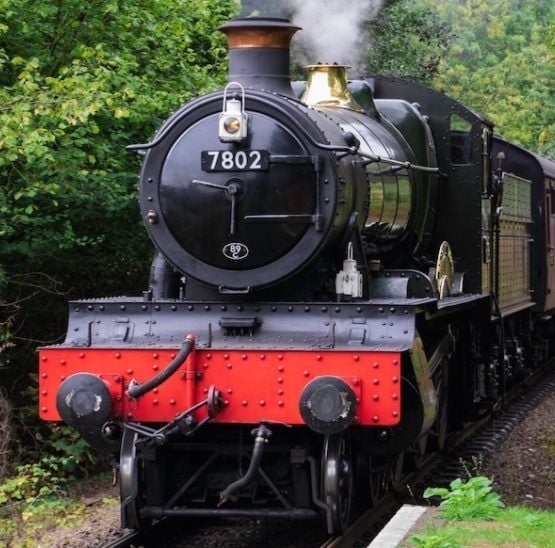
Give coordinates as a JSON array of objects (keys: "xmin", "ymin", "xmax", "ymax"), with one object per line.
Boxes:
[
  {"xmin": 127, "ymin": 335, "xmax": 195, "ymax": 399},
  {"xmin": 219, "ymin": 424, "xmax": 272, "ymax": 504}
]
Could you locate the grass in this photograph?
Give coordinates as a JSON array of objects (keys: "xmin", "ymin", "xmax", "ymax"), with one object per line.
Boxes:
[
  {"xmin": 407, "ymin": 506, "xmax": 555, "ymax": 547},
  {"xmin": 405, "ymin": 476, "xmax": 555, "ymax": 548}
]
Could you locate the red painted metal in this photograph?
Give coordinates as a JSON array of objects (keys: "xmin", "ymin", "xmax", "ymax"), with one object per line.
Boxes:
[{"xmin": 39, "ymin": 347, "xmax": 401, "ymax": 426}]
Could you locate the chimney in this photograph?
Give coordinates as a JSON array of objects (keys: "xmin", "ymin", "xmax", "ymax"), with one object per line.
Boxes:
[{"xmin": 219, "ymin": 17, "xmax": 300, "ymax": 98}]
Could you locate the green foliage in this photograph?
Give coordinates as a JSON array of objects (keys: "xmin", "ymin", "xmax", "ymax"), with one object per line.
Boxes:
[
  {"xmin": 423, "ymin": 476, "xmax": 505, "ymax": 520},
  {"xmin": 425, "ymin": 0, "xmax": 554, "ymax": 155},
  {"xmin": 365, "ymin": 0, "xmax": 452, "ymax": 82},
  {"xmin": 0, "ymin": 425, "xmax": 95, "ymax": 504},
  {"xmin": 0, "ymin": 0, "xmax": 237, "ymax": 384}
]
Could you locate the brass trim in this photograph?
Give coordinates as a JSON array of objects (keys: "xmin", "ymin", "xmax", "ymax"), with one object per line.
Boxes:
[{"xmin": 301, "ymin": 64, "xmax": 364, "ymax": 111}]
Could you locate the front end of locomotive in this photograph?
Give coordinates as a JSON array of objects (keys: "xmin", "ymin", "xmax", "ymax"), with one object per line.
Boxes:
[{"xmin": 39, "ymin": 17, "xmax": 441, "ymax": 534}]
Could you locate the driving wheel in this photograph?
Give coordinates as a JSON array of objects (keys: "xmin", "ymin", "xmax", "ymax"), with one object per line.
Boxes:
[{"xmin": 322, "ymin": 432, "xmax": 353, "ymax": 533}]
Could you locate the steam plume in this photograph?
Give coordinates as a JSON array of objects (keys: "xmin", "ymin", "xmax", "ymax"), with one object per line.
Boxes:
[
  {"xmin": 239, "ymin": 0, "xmax": 384, "ymax": 74},
  {"xmin": 285, "ymin": 0, "xmax": 384, "ymax": 73}
]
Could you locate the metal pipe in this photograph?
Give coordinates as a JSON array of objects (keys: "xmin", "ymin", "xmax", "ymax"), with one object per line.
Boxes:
[
  {"xmin": 127, "ymin": 335, "xmax": 195, "ymax": 399},
  {"xmin": 219, "ymin": 424, "xmax": 272, "ymax": 504}
]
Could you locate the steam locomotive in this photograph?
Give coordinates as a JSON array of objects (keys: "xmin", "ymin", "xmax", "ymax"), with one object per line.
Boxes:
[{"xmin": 39, "ymin": 18, "xmax": 555, "ymax": 534}]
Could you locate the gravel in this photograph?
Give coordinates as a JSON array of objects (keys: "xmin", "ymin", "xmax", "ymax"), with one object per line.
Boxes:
[{"xmin": 483, "ymin": 391, "xmax": 555, "ymax": 510}]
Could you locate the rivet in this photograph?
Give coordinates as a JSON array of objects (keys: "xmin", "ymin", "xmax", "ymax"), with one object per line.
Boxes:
[
  {"xmin": 278, "ymin": 365, "xmax": 284, "ymax": 372},
  {"xmin": 152, "ymin": 365, "xmax": 159, "ymax": 371},
  {"xmin": 259, "ymin": 400, "xmax": 266, "ymax": 406},
  {"xmin": 334, "ymin": 307, "xmax": 341, "ymax": 313},
  {"xmin": 392, "ymin": 411, "xmax": 399, "ymax": 417},
  {"xmin": 127, "ymin": 413, "xmax": 133, "ymax": 419},
  {"xmin": 278, "ymin": 354, "xmax": 284, "ymax": 361},
  {"xmin": 188, "ymin": 305, "xmax": 194, "ymax": 311},
  {"xmin": 392, "ymin": 359, "xmax": 399, "ymax": 365},
  {"xmin": 114, "ymin": 376, "xmax": 121, "ymax": 383},
  {"xmin": 203, "ymin": 363, "xmax": 209, "ymax": 369},
  {"xmin": 227, "ymin": 388, "xmax": 233, "ymax": 394},
  {"xmin": 171, "ymin": 305, "xmax": 177, "ymax": 311},
  {"xmin": 154, "ymin": 305, "xmax": 160, "ymax": 311},
  {"xmin": 153, "ymin": 399, "xmax": 159, "ymax": 405},
  {"xmin": 79, "ymin": 353, "xmax": 85, "ymax": 359},
  {"xmin": 206, "ymin": 354, "xmax": 212, "ymax": 360},
  {"xmin": 41, "ymin": 356, "xmax": 47, "ymax": 362},
  {"xmin": 115, "ymin": 353, "xmax": 121, "ymax": 359},
  {"xmin": 224, "ymin": 354, "xmax": 230, "ymax": 360},
  {"xmin": 242, "ymin": 400, "xmax": 248, "ymax": 406},
  {"xmin": 304, "ymin": 306, "xmax": 310, "ymax": 312},
  {"xmin": 87, "ymin": 305, "xmax": 93, "ymax": 311},
  {"xmin": 260, "ymin": 354, "xmax": 266, "ymax": 360},
  {"xmin": 373, "ymin": 379, "xmax": 380, "ymax": 385},
  {"xmin": 237, "ymin": 305, "xmax": 243, "ymax": 312},
  {"xmin": 170, "ymin": 399, "xmax": 176, "ymax": 406},
  {"xmin": 41, "ymin": 390, "xmax": 47, "ymax": 396},
  {"xmin": 316, "ymin": 355, "xmax": 322, "ymax": 361},
  {"xmin": 99, "ymin": 305, "xmax": 105, "ymax": 311},
  {"xmin": 321, "ymin": 306, "xmax": 328, "ymax": 312},
  {"xmin": 353, "ymin": 355, "xmax": 360, "ymax": 362},
  {"xmin": 41, "ymin": 407, "xmax": 48, "ymax": 413},
  {"xmin": 227, "ymin": 363, "xmax": 232, "ymax": 369},
  {"xmin": 373, "ymin": 362, "xmax": 379, "ymax": 368},
  {"xmin": 277, "ymin": 389, "xmax": 284, "ymax": 395},
  {"xmin": 120, "ymin": 305, "xmax": 126, "ymax": 311},
  {"xmin": 288, "ymin": 306, "xmax": 293, "ymax": 312},
  {"xmin": 392, "ymin": 393, "xmax": 399, "ymax": 400},
  {"xmin": 60, "ymin": 359, "xmax": 66, "ymax": 365},
  {"xmin": 372, "ymin": 415, "xmax": 380, "ymax": 423},
  {"xmin": 203, "ymin": 388, "xmax": 209, "ymax": 394},
  {"xmin": 392, "ymin": 376, "xmax": 399, "ymax": 383},
  {"xmin": 304, "ymin": 371, "xmax": 310, "ymax": 377},
  {"xmin": 153, "ymin": 353, "xmax": 159, "ymax": 359},
  {"xmin": 153, "ymin": 388, "xmax": 158, "ymax": 394},
  {"xmin": 353, "ymin": 379, "xmax": 360, "ymax": 386},
  {"xmin": 278, "ymin": 401, "xmax": 284, "ymax": 407},
  {"xmin": 373, "ymin": 394, "xmax": 379, "ymax": 401},
  {"xmin": 60, "ymin": 375, "xmax": 66, "ymax": 381},
  {"xmin": 277, "ymin": 377, "xmax": 283, "ymax": 384},
  {"xmin": 378, "ymin": 307, "xmax": 384, "ymax": 313},
  {"xmin": 241, "ymin": 354, "xmax": 248, "ymax": 360},
  {"xmin": 224, "ymin": 400, "xmax": 229, "ymax": 406},
  {"xmin": 127, "ymin": 369, "xmax": 133, "ymax": 374}
]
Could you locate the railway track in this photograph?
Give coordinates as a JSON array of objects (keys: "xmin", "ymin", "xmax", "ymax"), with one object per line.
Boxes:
[
  {"xmin": 97, "ymin": 365, "xmax": 554, "ymax": 548},
  {"xmin": 322, "ymin": 365, "xmax": 555, "ymax": 548}
]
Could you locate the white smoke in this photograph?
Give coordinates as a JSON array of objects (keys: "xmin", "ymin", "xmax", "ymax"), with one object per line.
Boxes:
[{"xmin": 285, "ymin": 0, "xmax": 384, "ymax": 73}]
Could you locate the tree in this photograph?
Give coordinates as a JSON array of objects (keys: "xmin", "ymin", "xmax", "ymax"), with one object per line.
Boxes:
[
  {"xmin": 0, "ymin": 0, "xmax": 237, "ymax": 377},
  {"xmin": 364, "ymin": 0, "xmax": 452, "ymax": 83},
  {"xmin": 427, "ymin": 0, "xmax": 554, "ymax": 155}
]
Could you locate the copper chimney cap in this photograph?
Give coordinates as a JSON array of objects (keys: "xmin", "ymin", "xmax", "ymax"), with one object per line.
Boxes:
[{"xmin": 219, "ymin": 17, "xmax": 300, "ymax": 49}]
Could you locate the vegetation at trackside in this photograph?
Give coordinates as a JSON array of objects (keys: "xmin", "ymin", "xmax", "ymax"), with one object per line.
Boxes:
[
  {"xmin": 0, "ymin": 0, "xmax": 552, "ymax": 518},
  {"xmin": 406, "ymin": 476, "xmax": 555, "ymax": 547},
  {"xmin": 0, "ymin": 472, "xmax": 117, "ymax": 547}
]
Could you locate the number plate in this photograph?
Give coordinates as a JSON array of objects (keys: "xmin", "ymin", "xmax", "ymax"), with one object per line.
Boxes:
[{"xmin": 201, "ymin": 150, "xmax": 269, "ymax": 172}]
